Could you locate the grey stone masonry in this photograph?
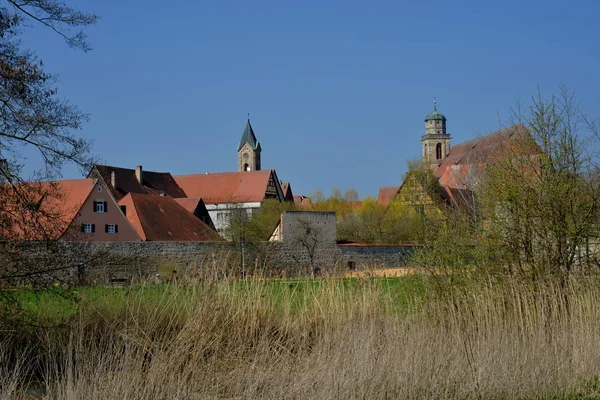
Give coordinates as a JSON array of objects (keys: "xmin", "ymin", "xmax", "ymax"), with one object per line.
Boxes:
[{"xmin": 1, "ymin": 241, "xmax": 416, "ymax": 284}]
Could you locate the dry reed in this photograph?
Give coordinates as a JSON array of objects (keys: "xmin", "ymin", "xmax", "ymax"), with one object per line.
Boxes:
[{"xmin": 2, "ymin": 274, "xmax": 600, "ymax": 399}]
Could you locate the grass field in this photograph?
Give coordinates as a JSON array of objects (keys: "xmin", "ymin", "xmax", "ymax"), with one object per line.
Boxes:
[{"xmin": 2, "ymin": 273, "xmax": 600, "ymax": 399}]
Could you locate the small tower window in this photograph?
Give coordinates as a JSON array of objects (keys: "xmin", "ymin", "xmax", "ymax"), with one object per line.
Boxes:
[
  {"xmin": 436, "ymin": 143, "xmax": 442, "ymax": 160},
  {"xmin": 244, "ymin": 163, "xmax": 250, "ymax": 171}
]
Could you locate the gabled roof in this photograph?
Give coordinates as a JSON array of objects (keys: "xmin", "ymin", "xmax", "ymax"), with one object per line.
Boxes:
[
  {"xmin": 1, "ymin": 179, "xmax": 96, "ymax": 240},
  {"xmin": 173, "ymin": 197, "xmax": 204, "ymax": 214},
  {"xmin": 118, "ymin": 193, "xmax": 222, "ymax": 242},
  {"xmin": 90, "ymin": 165, "xmax": 186, "ymax": 201},
  {"xmin": 238, "ymin": 119, "xmax": 261, "ymax": 152},
  {"xmin": 435, "ymin": 124, "xmax": 536, "ymax": 189},
  {"xmin": 174, "ymin": 197, "xmax": 215, "ymax": 229},
  {"xmin": 440, "ymin": 186, "xmax": 476, "ymax": 210},
  {"xmin": 293, "ymin": 195, "xmax": 312, "ymax": 209},
  {"xmin": 174, "ymin": 170, "xmax": 282, "ymax": 204},
  {"xmin": 377, "ymin": 186, "xmax": 400, "ymax": 206},
  {"xmin": 280, "ymin": 181, "xmax": 294, "ymax": 202}
]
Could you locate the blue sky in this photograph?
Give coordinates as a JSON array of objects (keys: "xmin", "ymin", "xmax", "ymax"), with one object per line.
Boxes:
[{"xmin": 20, "ymin": 0, "xmax": 600, "ymax": 198}]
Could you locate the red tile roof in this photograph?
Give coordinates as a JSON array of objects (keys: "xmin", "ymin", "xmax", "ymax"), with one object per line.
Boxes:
[
  {"xmin": 1, "ymin": 179, "xmax": 95, "ymax": 240},
  {"xmin": 435, "ymin": 124, "xmax": 537, "ymax": 189},
  {"xmin": 173, "ymin": 197, "xmax": 203, "ymax": 213},
  {"xmin": 174, "ymin": 170, "xmax": 279, "ymax": 204},
  {"xmin": 280, "ymin": 181, "xmax": 294, "ymax": 202},
  {"xmin": 293, "ymin": 195, "xmax": 312, "ymax": 209},
  {"xmin": 174, "ymin": 197, "xmax": 215, "ymax": 230},
  {"xmin": 377, "ymin": 186, "xmax": 400, "ymax": 206},
  {"xmin": 118, "ymin": 193, "xmax": 222, "ymax": 242},
  {"xmin": 91, "ymin": 165, "xmax": 186, "ymax": 200}
]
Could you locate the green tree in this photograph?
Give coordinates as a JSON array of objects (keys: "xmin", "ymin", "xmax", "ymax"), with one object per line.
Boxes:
[
  {"xmin": 413, "ymin": 87, "xmax": 600, "ymax": 278},
  {"xmin": 480, "ymin": 87, "xmax": 600, "ymax": 276}
]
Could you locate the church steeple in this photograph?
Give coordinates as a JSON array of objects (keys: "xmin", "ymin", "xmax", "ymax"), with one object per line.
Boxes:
[
  {"xmin": 422, "ymin": 99, "xmax": 451, "ymax": 163},
  {"xmin": 237, "ymin": 118, "xmax": 261, "ymax": 172}
]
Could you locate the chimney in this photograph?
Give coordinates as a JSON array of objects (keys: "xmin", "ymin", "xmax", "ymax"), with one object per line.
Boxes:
[
  {"xmin": 135, "ymin": 165, "xmax": 143, "ymax": 184},
  {"xmin": 111, "ymin": 171, "xmax": 117, "ymax": 190}
]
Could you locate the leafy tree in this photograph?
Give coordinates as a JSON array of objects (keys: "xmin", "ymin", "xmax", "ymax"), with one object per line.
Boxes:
[
  {"xmin": 309, "ymin": 187, "xmax": 359, "ymax": 217},
  {"xmin": 337, "ymin": 196, "xmax": 424, "ymax": 244},
  {"xmin": 223, "ymin": 200, "xmax": 297, "ymax": 244},
  {"xmin": 413, "ymin": 87, "xmax": 600, "ymax": 278},
  {"xmin": 480, "ymin": 87, "xmax": 600, "ymax": 276}
]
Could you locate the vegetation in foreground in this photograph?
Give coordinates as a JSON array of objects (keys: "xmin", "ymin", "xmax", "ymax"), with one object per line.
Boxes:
[{"xmin": 1, "ymin": 273, "xmax": 600, "ymax": 399}]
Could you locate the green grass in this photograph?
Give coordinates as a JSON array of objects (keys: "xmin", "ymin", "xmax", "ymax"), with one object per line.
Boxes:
[{"xmin": 14, "ymin": 275, "xmax": 428, "ymax": 325}]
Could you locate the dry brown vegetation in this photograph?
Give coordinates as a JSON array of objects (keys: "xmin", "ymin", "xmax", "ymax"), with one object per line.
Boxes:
[{"xmin": 1, "ymin": 274, "xmax": 600, "ymax": 399}]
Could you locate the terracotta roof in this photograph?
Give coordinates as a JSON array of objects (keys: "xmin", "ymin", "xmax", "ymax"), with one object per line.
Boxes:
[
  {"xmin": 173, "ymin": 197, "xmax": 203, "ymax": 213},
  {"xmin": 90, "ymin": 165, "xmax": 186, "ymax": 201},
  {"xmin": 174, "ymin": 170, "xmax": 280, "ymax": 204},
  {"xmin": 174, "ymin": 197, "xmax": 215, "ymax": 229},
  {"xmin": 280, "ymin": 181, "xmax": 294, "ymax": 202},
  {"xmin": 118, "ymin": 193, "xmax": 222, "ymax": 241},
  {"xmin": 440, "ymin": 186, "xmax": 476, "ymax": 210},
  {"xmin": 377, "ymin": 186, "xmax": 400, "ymax": 206},
  {"xmin": 435, "ymin": 124, "xmax": 537, "ymax": 189},
  {"xmin": 1, "ymin": 179, "xmax": 95, "ymax": 240},
  {"xmin": 293, "ymin": 195, "xmax": 312, "ymax": 209}
]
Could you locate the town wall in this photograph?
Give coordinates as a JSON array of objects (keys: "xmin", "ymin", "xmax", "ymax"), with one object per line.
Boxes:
[{"xmin": 1, "ymin": 241, "xmax": 415, "ymax": 284}]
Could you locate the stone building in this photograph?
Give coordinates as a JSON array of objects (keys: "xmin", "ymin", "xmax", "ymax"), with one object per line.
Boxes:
[
  {"xmin": 269, "ymin": 211, "xmax": 336, "ymax": 244},
  {"xmin": 390, "ymin": 102, "xmax": 539, "ymax": 215},
  {"xmin": 422, "ymin": 100, "xmax": 451, "ymax": 163},
  {"xmin": 238, "ymin": 119, "xmax": 261, "ymax": 172}
]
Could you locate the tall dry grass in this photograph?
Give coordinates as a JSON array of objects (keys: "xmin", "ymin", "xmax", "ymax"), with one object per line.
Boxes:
[{"xmin": 2, "ymin": 275, "xmax": 600, "ymax": 399}]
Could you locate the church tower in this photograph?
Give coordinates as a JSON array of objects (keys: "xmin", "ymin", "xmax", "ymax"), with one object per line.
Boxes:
[
  {"xmin": 237, "ymin": 118, "xmax": 261, "ymax": 172},
  {"xmin": 422, "ymin": 100, "xmax": 451, "ymax": 163}
]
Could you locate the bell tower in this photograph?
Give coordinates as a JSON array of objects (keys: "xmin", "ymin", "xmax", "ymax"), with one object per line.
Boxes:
[
  {"xmin": 422, "ymin": 100, "xmax": 451, "ymax": 163},
  {"xmin": 237, "ymin": 118, "xmax": 261, "ymax": 172}
]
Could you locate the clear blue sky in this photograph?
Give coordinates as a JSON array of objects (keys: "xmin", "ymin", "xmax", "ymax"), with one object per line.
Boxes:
[{"xmin": 20, "ymin": 0, "xmax": 600, "ymax": 198}]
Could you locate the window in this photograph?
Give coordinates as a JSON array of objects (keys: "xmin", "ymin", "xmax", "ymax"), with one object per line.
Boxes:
[
  {"xmin": 119, "ymin": 205, "xmax": 126, "ymax": 214},
  {"xmin": 81, "ymin": 223, "xmax": 95, "ymax": 233},
  {"xmin": 436, "ymin": 143, "xmax": 442, "ymax": 160},
  {"xmin": 94, "ymin": 200, "xmax": 107, "ymax": 213},
  {"xmin": 105, "ymin": 224, "xmax": 118, "ymax": 234},
  {"xmin": 217, "ymin": 212, "xmax": 225, "ymax": 221},
  {"xmin": 98, "ymin": 187, "xmax": 102, "ymax": 192}
]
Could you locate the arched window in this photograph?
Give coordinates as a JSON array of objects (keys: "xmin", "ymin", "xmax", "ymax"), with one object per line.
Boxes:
[
  {"xmin": 436, "ymin": 143, "xmax": 442, "ymax": 160},
  {"xmin": 244, "ymin": 163, "xmax": 250, "ymax": 171}
]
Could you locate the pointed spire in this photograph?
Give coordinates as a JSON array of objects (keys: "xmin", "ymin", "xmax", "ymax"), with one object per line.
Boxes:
[
  {"xmin": 433, "ymin": 97, "xmax": 437, "ymax": 111},
  {"xmin": 238, "ymin": 118, "xmax": 261, "ymax": 151}
]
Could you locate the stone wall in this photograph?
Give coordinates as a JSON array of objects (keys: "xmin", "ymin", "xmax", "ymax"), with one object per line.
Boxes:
[
  {"xmin": 1, "ymin": 241, "xmax": 415, "ymax": 284},
  {"xmin": 338, "ymin": 244, "xmax": 416, "ymax": 269},
  {"xmin": 1, "ymin": 240, "xmax": 340, "ymax": 284}
]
